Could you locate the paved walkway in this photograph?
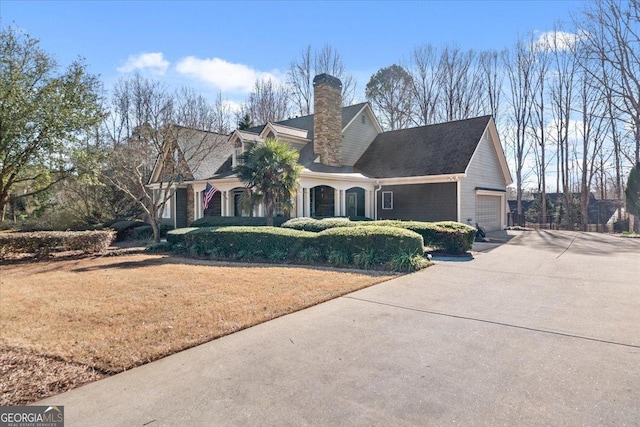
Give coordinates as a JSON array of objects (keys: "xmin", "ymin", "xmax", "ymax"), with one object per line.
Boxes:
[{"xmin": 40, "ymin": 230, "xmax": 640, "ymax": 426}]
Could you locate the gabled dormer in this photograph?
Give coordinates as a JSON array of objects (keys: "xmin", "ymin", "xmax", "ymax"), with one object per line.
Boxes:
[
  {"xmin": 230, "ymin": 129, "xmax": 263, "ymax": 167},
  {"xmin": 259, "ymin": 122, "xmax": 310, "ymax": 147}
]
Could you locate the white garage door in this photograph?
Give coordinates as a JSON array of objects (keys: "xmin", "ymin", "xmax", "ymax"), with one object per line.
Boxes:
[{"xmin": 476, "ymin": 195, "xmax": 502, "ymax": 231}]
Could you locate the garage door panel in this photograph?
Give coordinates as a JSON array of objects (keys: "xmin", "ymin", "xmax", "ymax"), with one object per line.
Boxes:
[{"xmin": 476, "ymin": 195, "xmax": 501, "ymax": 231}]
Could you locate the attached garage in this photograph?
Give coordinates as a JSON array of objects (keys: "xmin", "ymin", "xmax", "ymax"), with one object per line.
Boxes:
[{"xmin": 475, "ymin": 192, "xmax": 504, "ymax": 231}]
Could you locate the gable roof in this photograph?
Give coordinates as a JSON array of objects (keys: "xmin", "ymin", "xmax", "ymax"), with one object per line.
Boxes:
[
  {"xmin": 355, "ymin": 115, "xmax": 493, "ymax": 178},
  {"xmin": 174, "ymin": 126, "xmax": 232, "ymax": 181}
]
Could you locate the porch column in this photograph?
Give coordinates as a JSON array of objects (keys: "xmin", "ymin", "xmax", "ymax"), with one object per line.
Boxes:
[
  {"xmin": 296, "ymin": 187, "xmax": 304, "ymax": 217},
  {"xmin": 303, "ymin": 188, "xmax": 309, "ymax": 217},
  {"xmin": 224, "ymin": 191, "xmax": 231, "ymax": 217},
  {"xmin": 334, "ymin": 189, "xmax": 340, "ymax": 216},
  {"xmin": 341, "ymin": 190, "xmax": 347, "ymax": 217},
  {"xmin": 365, "ymin": 190, "xmax": 372, "ymax": 218}
]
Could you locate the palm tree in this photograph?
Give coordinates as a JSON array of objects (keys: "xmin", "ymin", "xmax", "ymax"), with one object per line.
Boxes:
[{"xmin": 234, "ymin": 138, "xmax": 302, "ymax": 226}]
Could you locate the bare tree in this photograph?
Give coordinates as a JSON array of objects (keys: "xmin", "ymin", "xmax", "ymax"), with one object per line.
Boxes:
[
  {"xmin": 287, "ymin": 45, "xmax": 313, "ymax": 116},
  {"xmin": 504, "ymin": 35, "xmax": 536, "ymax": 217},
  {"xmin": 438, "ymin": 45, "xmax": 485, "ymax": 122},
  {"xmin": 576, "ymin": 57, "xmax": 609, "ymax": 230},
  {"xmin": 242, "ymin": 77, "xmax": 290, "ymax": 125},
  {"xmin": 103, "ymin": 75, "xmax": 227, "ymax": 242},
  {"xmin": 579, "ymin": 0, "xmax": 640, "ymax": 164},
  {"xmin": 479, "ymin": 50, "xmax": 505, "ymax": 123},
  {"xmin": 547, "ymin": 28, "xmax": 578, "ymax": 228},
  {"xmin": 529, "ymin": 39, "xmax": 552, "ymax": 224},
  {"xmin": 365, "ymin": 64, "xmax": 414, "ymax": 131},
  {"xmin": 407, "ymin": 44, "xmax": 442, "ymax": 126},
  {"xmin": 286, "ymin": 44, "xmax": 357, "ymax": 116}
]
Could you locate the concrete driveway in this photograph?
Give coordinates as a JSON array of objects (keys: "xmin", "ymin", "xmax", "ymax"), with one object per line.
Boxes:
[{"xmin": 41, "ymin": 230, "xmax": 640, "ymax": 426}]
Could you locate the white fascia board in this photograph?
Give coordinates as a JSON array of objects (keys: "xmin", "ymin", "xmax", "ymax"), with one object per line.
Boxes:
[
  {"xmin": 259, "ymin": 122, "xmax": 310, "ymax": 144},
  {"xmin": 301, "ymin": 169, "xmax": 373, "ymax": 183},
  {"xmin": 377, "ymin": 174, "xmax": 465, "ymax": 186}
]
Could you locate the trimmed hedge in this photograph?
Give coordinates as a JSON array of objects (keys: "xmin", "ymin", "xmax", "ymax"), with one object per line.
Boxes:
[
  {"xmin": 166, "ymin": 227, "xmax": 200, "ymax": 247},
  {"xmin": 317, "ymin": 226, "xmax": 423, "ymax": 263},
  {"xmin": 183, "ymin": 226, "xmax": 316, "ymax": 259},
  {"xmin": 190, "ymin": 216, "xmax": 289, "ymax": 228},
  {"xmin": 282, "ymin": 217, "xmax": 476, "ymax": 254},
  {"xmin": 281, "ymin": 217, "xmax": 354, "ymax": 232},
  {"xmin": 0, "ymin": 230, "xmax": 115, "ymax": 259},
  {"xmin": 371, "ymin": 220, "xmax": 476, "ymax": 254},
  {"xmin": 165, "ymin": 225, "xmax": 426, "ymax": 271}
]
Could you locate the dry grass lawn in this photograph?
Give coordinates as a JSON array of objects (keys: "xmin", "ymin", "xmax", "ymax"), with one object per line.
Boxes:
[{"xmin": 0, "ymin": 254, "xmax": 394, "ymax": 404}]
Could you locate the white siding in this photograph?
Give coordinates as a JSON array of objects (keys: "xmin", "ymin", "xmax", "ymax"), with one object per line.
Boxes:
[
  {"xmin": 341, "ymin": 110, "xmax": 380, "ymax": 166},
  {"xmin": 459, "ymin": 130, "xmax": 508, "ymax": 227}
]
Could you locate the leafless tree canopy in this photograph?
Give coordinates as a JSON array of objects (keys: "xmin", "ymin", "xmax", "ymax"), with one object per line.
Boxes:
[
  {"xmin": 241, "ymin": 78, "xmax": 291, "ymax": 125},
  {"xmin": 287, "ymin": 44, "xmax": 358, "ymax": 116}
]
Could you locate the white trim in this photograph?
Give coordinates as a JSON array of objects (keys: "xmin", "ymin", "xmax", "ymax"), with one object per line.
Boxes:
[
  {"xmin": 475, "ymin": 189, "xmax": 507, "ymax": 230},
  {"xmin": 457, "ymin": 179, "xmax": 461, "ymax": 223},
  {"xmin": 259, "ymin": 122, "xmax": 310, "ymax": 143},
  {"xmin": 377, "ymin": 174, "xmax": 464, "ymax": 186}
]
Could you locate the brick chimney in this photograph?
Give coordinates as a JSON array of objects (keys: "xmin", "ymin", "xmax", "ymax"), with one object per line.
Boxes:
[{"xmin": 313, "ymin": 73, "xmax": 342, "ymax": 166}]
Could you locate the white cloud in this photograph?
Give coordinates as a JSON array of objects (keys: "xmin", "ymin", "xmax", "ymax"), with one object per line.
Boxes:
[
  {"xmin": 533, "ymin": 31, "xmax": 581, "ymax": 52},
  {"xmin": 222, "ymin": 99, "xmax": 242, "ymax": 114},
  {"xmin": 117, "ymin": 52, "xmax": 170, "ymax": 75},
  {"xmin": 175, "ymin": 56, "xmax": 282, "ymax": 93}
]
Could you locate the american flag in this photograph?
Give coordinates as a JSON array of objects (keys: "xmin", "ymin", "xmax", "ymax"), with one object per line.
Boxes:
[{"xmin": 203, "ymin": 183, "xmax": 218, "ymax": 210}]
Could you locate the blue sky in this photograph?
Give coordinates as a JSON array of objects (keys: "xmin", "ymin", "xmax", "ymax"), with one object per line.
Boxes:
[{"xmin": 2, "ymin": 0, "xmax": 579, "ymax": 106}]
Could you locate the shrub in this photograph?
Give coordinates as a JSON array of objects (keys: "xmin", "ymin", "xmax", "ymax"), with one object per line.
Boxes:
[
  {"xmin": 317, "ymin": 226, "xmax": 423, "ymax": 263},
  {"xmin": 282, "ymin": 217, "xmax": 475, "ymax": 254},
  {"xmin": 363, "ymin": 220, "xmax": 475, "ymax": 254},
  {"xmin": 281, "ymin": 217, "xmax": 355, "ymax": 232},
  {"xmin": 0, "ymin": 230, "xmax": 115, "ymax": 259},
  {"xmin": 353, "ymin": 248, "xmax": 381, "ymax": 270},
  {"xmin": 166, "ymin": 227, "xmax": 200, "ymax": 247},
  {"xmin": 128, "ymin": 224, "xmax": 172, "ymax": 241},
  {"xmin": 189, "ymin": 216, "xmax": 289, "ymax": 228},
  {"xmin": 390, "ymin": 251, "xmax": 431, "ymax": 272},
  {"xmin": 145, "ymin": 242, "xmax": 171, "ymax": 253},
  {"xmin": 183, "ymin": 226, "xmax": 316, "ymax": 260},
  {"xmin": 108, "ymin": 220, "xmax": 148, "ymax": 241},
  {"xmin": 327, "ymin": 249, "xmax": 350, "ymax": 266},
  {"xmin": 297, "ymin": 247, "xmax": 321, "ymax": 262},
  {"xmin": 268, "ymin": 249, "xmax": 288, "ymax": 262}
]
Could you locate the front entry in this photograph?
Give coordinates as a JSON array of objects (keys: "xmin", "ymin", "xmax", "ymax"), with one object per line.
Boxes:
[{"xmin": 347, "ymin": 193, "xmax": 357, "ymax": 217}]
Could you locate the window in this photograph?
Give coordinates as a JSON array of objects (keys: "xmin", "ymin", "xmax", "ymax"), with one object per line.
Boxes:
[
  {"xmin": 233, "ymin": 140, "xmax": 244, "ymax": 166},
  {"xmin": 162, "ymin": 194, "xmax": 172, "ymax": 218},
  {"xmin": 361, "ymin": 114, "xmax": 366, "ymax": 124},
  {"xmin": 382, "ymin": 191, "xmax": 393, "ymax": 210}
]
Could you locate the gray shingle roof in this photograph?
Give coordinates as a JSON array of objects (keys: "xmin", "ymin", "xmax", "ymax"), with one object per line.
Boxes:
[
  {"xmin": 354, "ymin": 116, "xmax": 492, "ymax": 178},
  {"xmin": 174, "ymin": 127, "xmax": 232, "ymax": 180}
]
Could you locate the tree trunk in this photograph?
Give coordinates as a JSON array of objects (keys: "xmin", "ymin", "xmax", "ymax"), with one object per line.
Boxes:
[{"xmin": 266, "ymin": 198, "xmax": 274, "ymax": 227}]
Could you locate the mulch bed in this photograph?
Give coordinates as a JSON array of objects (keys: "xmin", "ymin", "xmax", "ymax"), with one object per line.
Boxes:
[{"xmin": 0, "ymin": 347, "xmax": 107, "ymax": 405}]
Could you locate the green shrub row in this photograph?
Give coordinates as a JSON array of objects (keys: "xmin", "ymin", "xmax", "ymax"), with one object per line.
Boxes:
[
  {"xmin": 189, "ymin": 216, "xmax": 289, "ymax": 228},
  {"xmin": 166, "ymin": 226, "xmax": 427, "ymax": 271},
  {"xmin": 281, "ymin": 218, "xmax": 476, "ymax": 254},
  {"xmin": 0, "ymin": 230, "xmax": 115, "ymax": 258}
]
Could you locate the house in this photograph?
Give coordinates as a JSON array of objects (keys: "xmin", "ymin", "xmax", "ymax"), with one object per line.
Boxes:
[{"xmin": 148, "ymin": 73, "xmax": 512, "ymax": 231}]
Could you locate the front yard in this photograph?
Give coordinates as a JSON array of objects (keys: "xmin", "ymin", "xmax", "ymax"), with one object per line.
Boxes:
[{"xmin": 0, "ymin": 254, "xmax": 394, "ymax": 405}]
